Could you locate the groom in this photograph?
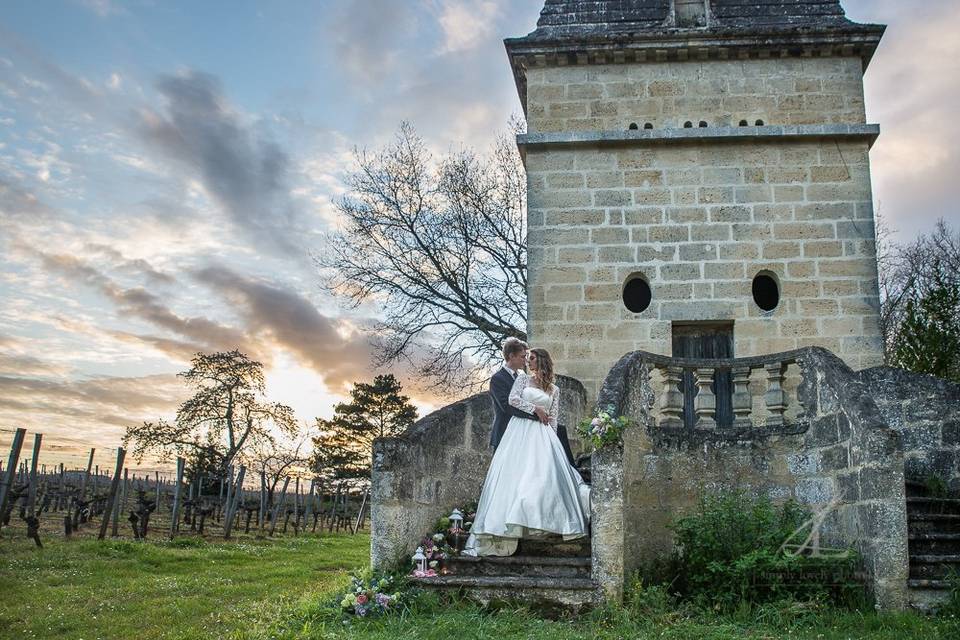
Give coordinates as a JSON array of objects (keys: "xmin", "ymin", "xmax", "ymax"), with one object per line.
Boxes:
[{"xmin": 489, "ymin": 338, "xmax": 577, "ymax": 466}]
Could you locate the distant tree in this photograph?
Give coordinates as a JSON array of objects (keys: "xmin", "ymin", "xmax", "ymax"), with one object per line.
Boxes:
[
  {"xmin": 891, "ymin": 262, "xmax": 960, "ymax": 382},
  {"xmin": 124, "ymin": 350, "xmax": 298, "ymax": 474},
  {"xmin": 311, "ymin": 374, "xmax": 418, "ymax": 482},
  {"xmin": 880, "ymin": 218, "xmax": 960, "ymax": 382},
  {"xmin": 244, "ymin": 429, "xmax": 312, "ymax": 509},
  {"xmin": 317, "ymin": 121, "xmax": 527, "ymax": 392}
]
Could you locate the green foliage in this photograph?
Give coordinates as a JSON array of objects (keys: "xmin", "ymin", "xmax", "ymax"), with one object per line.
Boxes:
[
  {"xmin": 667, "ymin": 490, "xmax": 865, "ymax": 610},
  {"xmin": 312, "ymin": 374, "xmax": 418, "ymax": 481},
  {"xmin": 942, "ymin": 568, "xmax": 960, "ymax": 618},
  {"xmin": 926, "ymin": 475, "xmax": 950, "ymax": 499},
  {"xmin": 892, "ymin": 262, "xmax": 960, "ymax": 383}
]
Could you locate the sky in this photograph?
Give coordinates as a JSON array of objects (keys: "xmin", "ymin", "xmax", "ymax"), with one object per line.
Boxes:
[{"xmin": 0, "ymin": 0, "xmax": 958, "ymax": 471}]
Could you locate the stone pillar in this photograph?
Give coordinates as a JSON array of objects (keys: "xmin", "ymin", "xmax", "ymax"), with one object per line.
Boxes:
[{"xmin": 591, "ymin": 442, "xmax": 625, "ymax": 604}]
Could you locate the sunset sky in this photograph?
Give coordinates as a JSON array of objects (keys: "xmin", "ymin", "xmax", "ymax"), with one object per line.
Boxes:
[{"xmin": 1, "ymin": 0, "xmax": 958, "ymax": 471}]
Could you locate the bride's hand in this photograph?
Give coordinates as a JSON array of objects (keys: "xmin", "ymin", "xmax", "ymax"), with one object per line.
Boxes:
[{"xmin": 534, "ymin": 407, "xmax": 549, "ymax": 423}]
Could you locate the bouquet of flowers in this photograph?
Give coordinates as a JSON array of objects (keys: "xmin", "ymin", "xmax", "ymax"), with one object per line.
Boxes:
[
  {"xmin": 340, "ymin": 573, "xmax": 402, "ymax": 618},
  {"xmin": 577, "ymin": 404, "xmax": 632, "ymax": 449}
]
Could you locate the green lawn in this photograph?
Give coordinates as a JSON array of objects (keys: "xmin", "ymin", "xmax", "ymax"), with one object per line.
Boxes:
[
  {"xmin": 0, "ymin": 532, "xmax": 369, "ymax": 640},
  {"xmin": 1, "ymin": 530, "xmax": 958, "ymax": 640}
]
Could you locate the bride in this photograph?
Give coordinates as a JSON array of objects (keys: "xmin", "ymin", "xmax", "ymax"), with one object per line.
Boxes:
[{"xmin": 463, "ymin": 348, "xmax": 591, "ymax": 557}]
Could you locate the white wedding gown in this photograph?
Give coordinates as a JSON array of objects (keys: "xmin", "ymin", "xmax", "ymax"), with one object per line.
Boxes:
[{"xmin": 463, "ymin": 372, "xmax": 591, "ymax": 557}]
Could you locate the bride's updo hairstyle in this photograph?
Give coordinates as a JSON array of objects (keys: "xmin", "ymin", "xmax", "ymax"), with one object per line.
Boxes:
[{"xmin": 529, "ymin": 348, "xmax": 555, "ymax": 392}]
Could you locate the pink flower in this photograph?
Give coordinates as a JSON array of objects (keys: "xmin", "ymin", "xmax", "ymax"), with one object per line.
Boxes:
[{"xmin": 356, "ymin": 594, "xmax": 368, "ymax": 605}]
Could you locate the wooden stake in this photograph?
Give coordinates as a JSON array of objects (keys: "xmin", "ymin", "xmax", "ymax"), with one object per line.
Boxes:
[
  {"xmin": 169, "ymin": 457, "xmax": 185, "ymax": 540},
  {"xmin": 0, "ymin": 428, "xmax": 26, "ymax": 530},
  {"xmin": 79, "ymin": 448, "xmax": 95, "ymax": 501},
  {"xmin": 26, "ymin": 433, "xmax": 42, "ymax": 516},
  {"xmin": 269, "ymin": 477, "xmax": 290, "ymax": 537},
  {"xmin": 98, "ymin": 448, "xmax": 126, "ymax": 540}
]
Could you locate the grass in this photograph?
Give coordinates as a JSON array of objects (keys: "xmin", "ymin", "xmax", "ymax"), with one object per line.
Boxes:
[
  {"xmin": 1, "ymin": 528, "xmax": 958, "ymax": 640},
  {"xmin": 0, "ymin": 530, "xmax": 369, "ymax": 640}
]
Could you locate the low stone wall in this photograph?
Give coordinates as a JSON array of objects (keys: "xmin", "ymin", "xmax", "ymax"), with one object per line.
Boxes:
[
  {"xmin": 859, "ymin": 367, "xmax": 960, "ymax": 492},
  {"xmin": 370, "ymin": 375, "xmax": 588, "ymax": 572},
  {"xmin": 591, "ymin": 346, "xmax": 908, "ymax": 609}
]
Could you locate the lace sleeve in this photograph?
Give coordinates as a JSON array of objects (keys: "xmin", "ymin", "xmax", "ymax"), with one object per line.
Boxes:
[
  {"xmin": 508, "ymin": 372, "xmax": 537, "ymax": 415},
  {"xmin": 548, "ymin": 385, "xmax": 560, "ymax": 432}
]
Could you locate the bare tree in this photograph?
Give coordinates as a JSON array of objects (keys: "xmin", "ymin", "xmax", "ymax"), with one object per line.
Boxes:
[
  {"xmin": 316, "ymin": 121, "xmax": 527, "ymax": 391},
  {"xmin": 124, "ymin": 350, "xmax": 298, "ymax": 474},
  {"xmin": 878, "ymin": 217, "xmax": 960, "ymax": 375},
  {"xmin": 244, "ymin": 427, "xmax": 312, "ymax": 509}
]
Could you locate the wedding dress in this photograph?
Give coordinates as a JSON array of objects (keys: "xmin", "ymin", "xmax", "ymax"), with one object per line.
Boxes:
[{"xmin": 463, "ymin": 372, "xmax": 591, "ymax": 557}]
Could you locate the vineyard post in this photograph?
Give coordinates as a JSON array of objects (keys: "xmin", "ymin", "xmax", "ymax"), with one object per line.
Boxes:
[
  {"xmin": 79, "ymin": 448, "xmax": 95, "ymax": 501},
  {"xmin": 26, "ymin": 433, "xmax": 42, "ymax": 516},
  {"xmin": 98, "ymin": 448, "xmax": 126, "ymax": 540},
  {"xmin": 0, "ymin": 428, "xmax": 26, "ymax": 531},
  {"xmin": 269, "ymin": 476, "xmax": 289, "ymax": 537},
  {"xmin": 169, "ymin": 457, "xmax": 185, "ymax": 540}
]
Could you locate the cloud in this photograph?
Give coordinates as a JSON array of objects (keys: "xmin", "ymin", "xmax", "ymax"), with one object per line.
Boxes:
[
  {"xmin": 35, "ymin": 250, "xmax": 250, "ymax": 353},
  {"xmin": 324, "ymin": 0, "xmax": 419, "ymax": 85},
  {"xmin": 436, "ymin": 1, "xmax": 501, "ymax": 54},
  {"xmin": 192, "ymin": 264, "xmax": 376, "ymax": 390},
  {"xmin": 139, "ymin": 70, "xmax": 305, "ymax": 256}
]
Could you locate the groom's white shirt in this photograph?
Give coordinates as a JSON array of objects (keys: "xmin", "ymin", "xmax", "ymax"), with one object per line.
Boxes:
[{"xmin": 501, "ymin": 362, "xmax": 518, "ymax": 378}]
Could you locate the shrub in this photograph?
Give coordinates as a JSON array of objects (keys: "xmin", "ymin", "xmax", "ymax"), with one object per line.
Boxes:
[{"xmin": 668, "ymin": 490, "xmax": 865, "ymax": 610}]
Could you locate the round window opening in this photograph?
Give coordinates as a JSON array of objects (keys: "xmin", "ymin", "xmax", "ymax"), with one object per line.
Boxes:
[
  {"xmin": 752, "ymin": 272, "xmax": 780, "ymax": 311},
  {"xmin": 623, "ymin": 276, "xmax": 652, "ymax": 314}
]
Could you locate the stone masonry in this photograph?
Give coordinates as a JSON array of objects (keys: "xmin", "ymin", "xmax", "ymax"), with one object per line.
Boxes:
[{"xmin": 506, "ymin": 1, "xmax": 887, "ymax": 398}]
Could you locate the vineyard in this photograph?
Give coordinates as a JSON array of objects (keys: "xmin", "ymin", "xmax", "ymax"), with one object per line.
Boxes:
[{"xmin": 0, "ymin": 427, "xmax": 369, "ymax": 547}]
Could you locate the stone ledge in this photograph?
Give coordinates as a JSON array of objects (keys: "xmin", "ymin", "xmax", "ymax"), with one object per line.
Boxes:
[{"xmin": 518, "ymin": 124, "xmax": 881, "ymax": 151}]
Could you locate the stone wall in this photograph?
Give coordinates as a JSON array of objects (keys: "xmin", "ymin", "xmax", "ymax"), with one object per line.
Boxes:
[
  {"xmin": 591, "ymin": 346, "xmax": 908, "ymax": 609},
  {"xmin": 370, "ymin": 375, "xmax": 588, "ymax": 571},
  {"xmin": 859, "ymin": 367, "xmax": 960, "ymax": 492},
  {"xmin": 525, "ymin": 135, "xmax": 884, "ymax": 397},
  {"xmin": 526, "ymin": 58, "xmax": 866, "ymax": 133}
]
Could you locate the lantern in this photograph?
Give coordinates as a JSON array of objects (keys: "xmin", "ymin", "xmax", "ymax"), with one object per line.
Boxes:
[
  {"xmin": 448, "ymin": 508, "xmax": 466, "ymax": 553},
  {"xmin": 412, "ymin": 546, "xmax": 427, "ymax": 573}
]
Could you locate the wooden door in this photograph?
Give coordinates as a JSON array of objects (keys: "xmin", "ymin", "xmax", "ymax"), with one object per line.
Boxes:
[{"xmin": 672, "ymin": 323, "xmax": 734, "ymax": 429}]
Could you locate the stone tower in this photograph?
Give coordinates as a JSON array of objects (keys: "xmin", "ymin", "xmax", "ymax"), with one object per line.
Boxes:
[{"xmin": 506, "ymin": 0, "xmax": 887, "ymax": 396}]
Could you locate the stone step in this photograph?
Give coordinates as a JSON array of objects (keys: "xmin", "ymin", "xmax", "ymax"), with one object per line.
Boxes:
[
  {"xmin": 409, "ymin": 574, "xmax": 595, "ymax": 612},
  {"xmin": 909, "ymin": 554, "xmax": 960, "ymax": 580},
  {"xmin": 908, "ymin": 533, "xmax": 960, "ymax": 555},
  {"xmin": 907, "ymin": 513, "xmax": 960, "ymax": 535},
  {"xmin": 444, "ymin": 554, "xmax": 591, "ymax": 579},
  {"xmin": 906, "ymin": 497, "xmax": 960, "ymax": 515},
  {"xmin": 908, "ymin": 579, "xmax": 952, "ymax": 591},
  {"xmin": 905, "ymin": 479, "xmax": 928, "ymax": 498},
  {"xmin": 516, "ymin": 536, "xmax": 591, "ymax": 557}
]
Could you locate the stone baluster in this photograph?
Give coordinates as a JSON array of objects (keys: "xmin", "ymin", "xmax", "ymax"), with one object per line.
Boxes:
[
  {"xmin": 693, "ymin": 367, "xmax": 716, "ymax": 429},
  {"xmin": 658, "ymin": 366, "xmax": 684, "ymax": 429},
  {"xmin": 764, "ymin": 361, "xmax": 787, "ymax": 428},
  {"xmin": 731, "ymin": 366, "xmax": 753, "ymax": 430}
]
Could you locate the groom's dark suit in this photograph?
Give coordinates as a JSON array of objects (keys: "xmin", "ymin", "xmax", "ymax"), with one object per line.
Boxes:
[{"xmin": 488, "ymin": 366, "xmax": 577, "ymax": 467}]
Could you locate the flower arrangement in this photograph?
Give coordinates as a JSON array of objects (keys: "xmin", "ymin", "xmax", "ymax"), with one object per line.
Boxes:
[
  {"xmin": 340, "ymin": 573, "xmax": 403, "ymax": 618},
  {"xmin": 577, "ymin": 404, "xmax": 632, "ymax": 449},
  {"xmin": 411, "ymin": 535, "xmax": 447, "ymax": 577}
]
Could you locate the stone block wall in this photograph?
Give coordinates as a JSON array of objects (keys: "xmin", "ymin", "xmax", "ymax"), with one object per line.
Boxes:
[
  {"xmin": 526, "ymin": 57, "xmax": 866, "ymax": 133},
  {"xmin": 591, "ymin": 347, "xmax": 908, "ymax": 609},
  {"xmin": 859, "ymin": 367, "xmax": 960, "ymax": 492},
  {"xmin": 525, "ymin": 137, "xmax": 884, "ymax": 397},
  {"xmin": 370, "ymin": 375, "xmax": 588, "ymax": 571}
]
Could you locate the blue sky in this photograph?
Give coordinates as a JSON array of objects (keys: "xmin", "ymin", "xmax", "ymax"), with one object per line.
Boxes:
[{"xmin": 1, "ymin": 0, "xmax": 958, "ymax": 469}]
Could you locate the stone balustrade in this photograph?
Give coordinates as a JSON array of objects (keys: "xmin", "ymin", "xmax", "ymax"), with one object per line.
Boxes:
[{"xmin": 632, "ymin": 350, "xmax": 805, "ymax": 438}]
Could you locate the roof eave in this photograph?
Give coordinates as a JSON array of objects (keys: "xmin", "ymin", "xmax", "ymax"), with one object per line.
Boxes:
[{"xmin": 504, "ymin": 22, "xmax": 886, "ymax": 112}]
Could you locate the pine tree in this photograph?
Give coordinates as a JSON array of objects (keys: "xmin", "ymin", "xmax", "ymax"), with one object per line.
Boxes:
[{"xmin": 311, "ymin": 374, "xmax": 418, "ymax": 482}]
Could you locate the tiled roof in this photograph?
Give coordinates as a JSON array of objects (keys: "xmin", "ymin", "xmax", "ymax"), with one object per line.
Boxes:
[{"xmin": 527, "ymin": 0, "xmax": 861, "ymax": 38}]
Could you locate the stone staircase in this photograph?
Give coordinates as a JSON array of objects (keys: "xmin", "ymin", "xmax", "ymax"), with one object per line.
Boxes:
[
  {"xmin": 906, "ymin": 480, "xmax": 960, "ymax": 608},
  {"xmin": 410, "ymin": 536, "xmax": 595, "ymax": 612}
]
